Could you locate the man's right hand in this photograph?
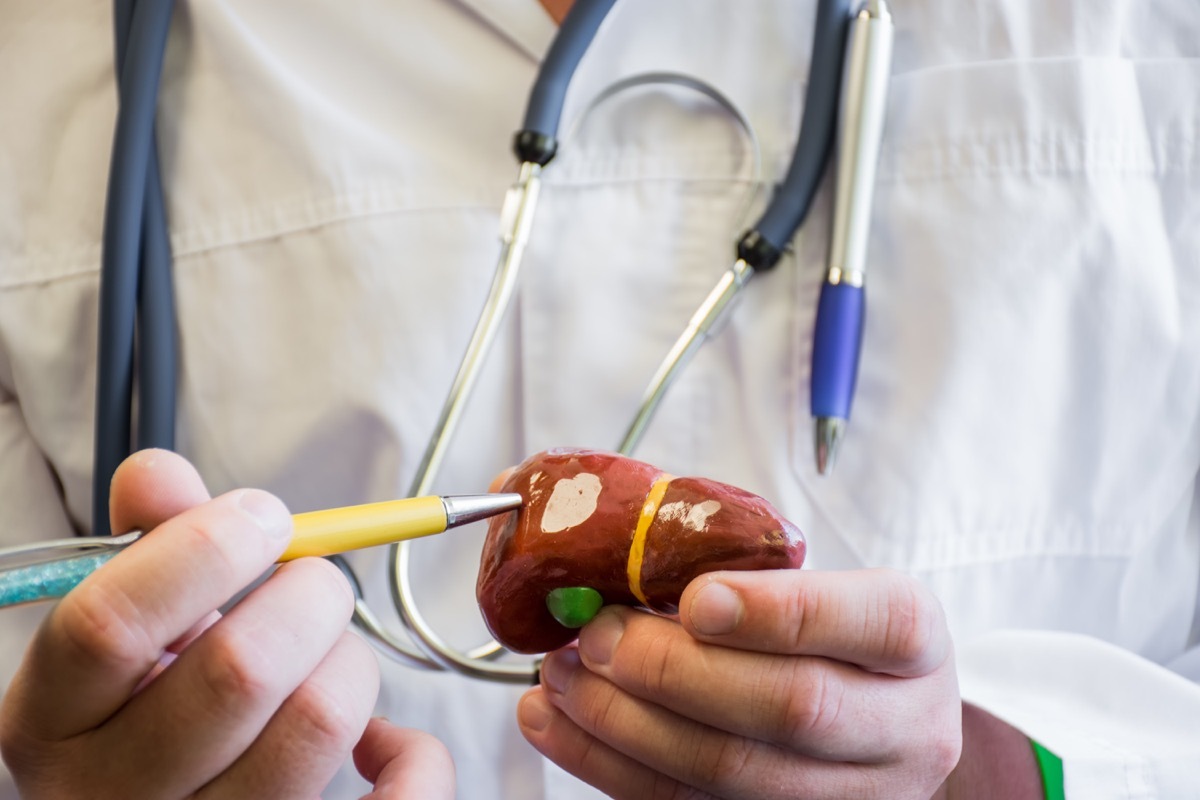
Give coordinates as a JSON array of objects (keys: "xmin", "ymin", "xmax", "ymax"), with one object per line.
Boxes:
[{"xmin": 0, "ymin": 449, "xmax": 454, "ymax": 798}]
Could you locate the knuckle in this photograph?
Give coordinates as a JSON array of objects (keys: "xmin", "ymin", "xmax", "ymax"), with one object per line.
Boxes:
[
  {"xmin": 54, "ymin": 584, "xmax": 155, "ymax": 673},
  {"xmin": 774, "ymin": 664, "xmax": 843, "ymax": 747},
  {"xmin": 583, "ymin": 681, "xmax": 625, "ymax": 735},
  {"xmin": 926, "ymin": 721, "xmax": 963, "ymax": 782},
  {"xmin": 627, "ymin": 630, "xmax": 685, "ymax": 699},
  {"xmin": 874, "ymin": 570, "xmax": 942, "ymax": 673},
  {"xmin": 693, "ymin": 734, "xmax": 753, "ymax": 789},
  {"xmin": 196, "ymin": 627, "xmax": 274, "ymax": 712},
  {"xmin": 572, "ymin": 732, "xmax": 607, "ymax": 780},
  {"xmin": 650, "ymin": 774, "xmax": 710, "ymax": 800},
  {"xmin": 785, "ymin": 583, "xmax": 818, "ymax": 650},
  {"xmin": 287, "ymin": 680, "xmax": 362, "ymax": 755}
]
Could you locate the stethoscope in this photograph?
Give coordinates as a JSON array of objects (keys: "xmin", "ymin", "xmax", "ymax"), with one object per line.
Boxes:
[{"xmin": 89, "ymin": 0, "xmax": 889, "ymax": 684}]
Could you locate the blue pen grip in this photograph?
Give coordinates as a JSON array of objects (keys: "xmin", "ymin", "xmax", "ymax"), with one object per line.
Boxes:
[
  {"xmin": 0, "ymin": 552, "xmax": 117, "ymax": 608},
  {"xmin": 810, "ymin": 282, "xmax": 865, "ymax": 419}
]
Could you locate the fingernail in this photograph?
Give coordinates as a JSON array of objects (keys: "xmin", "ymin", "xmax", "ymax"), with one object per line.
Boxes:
[
  {"xmin": 689, "ymin": 581, "xmax": 743, "ymax": 636},
  {"xmin": 131, "ymin": 449, "xmax": 160, "ymax": 468},
  {"xmin": 539, "ymin": 647, "xmax": 581, "ymax": 695},
  {"xmin": 111, "ymin": 451, "xmax": 160, "ymax": 508},
  {"xmin": 518, "ymin": 691, "xmax": 555, "ymax": 733},
  {"xmin": 237, "ymin": 490, "xmax": 291, "ymax": 540},
  {"xmin": 579, "ymin": 607, "xmax": 624, "ymax": 667}
]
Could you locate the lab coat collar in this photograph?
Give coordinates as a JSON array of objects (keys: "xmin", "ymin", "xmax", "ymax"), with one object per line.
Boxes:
[{"xmin": 456, "ymin": 0, "xmax": 557, "ymax": 60}]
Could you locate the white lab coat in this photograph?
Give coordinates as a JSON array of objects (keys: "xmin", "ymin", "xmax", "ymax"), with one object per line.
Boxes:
[{"xmin": 2, "ymin": 0, "xmax": 1198, "ymax": 797}]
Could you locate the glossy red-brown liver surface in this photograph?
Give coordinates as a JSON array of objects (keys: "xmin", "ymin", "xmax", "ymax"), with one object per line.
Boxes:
[{"xmin": 476, "ymin": 448, "xmax": 806, "ymax": 654}]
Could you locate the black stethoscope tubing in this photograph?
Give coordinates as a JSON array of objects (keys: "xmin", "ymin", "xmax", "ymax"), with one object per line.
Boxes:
[
  {"xmin": 93, "ymin": 0, "xmax": 178, "ymax": 536},
  {"xmin": 518, "ymin": 0, "xmax": 850, "ymax": 269},
  {"xmin": 91, "ymin": 0, "xmax": 850, "ymax": 536}
]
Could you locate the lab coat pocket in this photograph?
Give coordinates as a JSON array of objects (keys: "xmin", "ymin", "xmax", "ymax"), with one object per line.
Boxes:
[{"xmin": 788, "ymin": 56, "xmax": 1200, "ymax": 574}]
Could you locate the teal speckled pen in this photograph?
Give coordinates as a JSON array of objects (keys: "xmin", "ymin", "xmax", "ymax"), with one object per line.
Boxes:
[
  {"xmin": 0, "ymin": 531, "xmax": 143, "ymax": 609},
  {"xmin": 0, "ymin": 553, "xmax": 121, "ymax": 607}
]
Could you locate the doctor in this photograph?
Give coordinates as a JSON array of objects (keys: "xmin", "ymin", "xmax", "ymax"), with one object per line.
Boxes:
[{"xmin": 2, "ymin": 0, "xmax": 1199, "ymax": 798}]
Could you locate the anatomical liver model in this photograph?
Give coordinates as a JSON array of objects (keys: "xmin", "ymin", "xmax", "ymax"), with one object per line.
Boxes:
[{"xmin": 476, "ymin": 448, "xmax": 806, "ymax": 654}]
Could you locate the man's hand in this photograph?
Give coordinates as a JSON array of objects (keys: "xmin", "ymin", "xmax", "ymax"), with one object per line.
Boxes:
[
  {"xmin": 517, "ymin": 568, "xmax": 1035, "ymax": 799},
  {"xmin": 0, "ymin": 449, "xmax": 454, "ymax": 799}
]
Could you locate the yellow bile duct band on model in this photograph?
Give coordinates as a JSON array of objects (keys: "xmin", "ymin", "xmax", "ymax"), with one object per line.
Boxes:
[{"xmin": 626, "ymin": 473, "xmax": 674, "ymax": 606}]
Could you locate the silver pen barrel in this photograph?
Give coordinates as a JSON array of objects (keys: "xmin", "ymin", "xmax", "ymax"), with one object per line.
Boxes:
[{"xmin": 827, "ymin": 0, "xmax": 893, "ymax": 287}]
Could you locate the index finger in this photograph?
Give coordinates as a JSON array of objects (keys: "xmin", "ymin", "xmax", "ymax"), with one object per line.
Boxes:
[
  {"xmin": 680, "ymin": 568, "xmax": 952, "ymax": 678},
  {"xmin": 6, "ymin": 458, "xmax": 292, "ymax": 740}
]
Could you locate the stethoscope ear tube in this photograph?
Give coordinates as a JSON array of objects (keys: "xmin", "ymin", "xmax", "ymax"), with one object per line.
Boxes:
[
  {"xmin": 515, "ymin": 0, "xmax": 620, "ymax": 164},
  {"xmin": 114, "ymin": 0, "xmax": 178, "ymax": 460},
  {"xmin": 742, "ymin": 0, "xmax": 853, "ymax": 270},
  {"xmin": 93, "ymin": 0, "xmax": 179, "ymax": 536}
]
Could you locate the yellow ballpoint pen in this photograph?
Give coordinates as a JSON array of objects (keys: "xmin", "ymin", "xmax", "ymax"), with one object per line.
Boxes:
[{"xmin": 0, "ymin": 493, "xmax": 523, "ymax": 608}]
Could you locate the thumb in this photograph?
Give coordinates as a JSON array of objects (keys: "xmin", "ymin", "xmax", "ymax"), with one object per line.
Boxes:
[{"xmin": 354, "ymin": 717, "xmax": 455, "ymax": 800}]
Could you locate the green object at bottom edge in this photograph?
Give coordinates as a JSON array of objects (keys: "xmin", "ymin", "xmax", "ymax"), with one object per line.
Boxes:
[
  {"xmin": 546, "ymin": 587, "xmax": 604, "ymax": 628},
  {"xmin": 1030, "ymin": 739, "xmax": 1065, "ymax": 800}
]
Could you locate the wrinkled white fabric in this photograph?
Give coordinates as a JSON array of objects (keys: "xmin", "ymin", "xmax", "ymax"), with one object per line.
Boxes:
[{"xmin": 1, "ymin": 0, "xmax": 1198, "ymax": 797}]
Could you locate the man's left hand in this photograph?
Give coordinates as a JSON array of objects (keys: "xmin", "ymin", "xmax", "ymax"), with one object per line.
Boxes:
[{"xmin": 518, "ymin": 568, "xmax": 964, "ymax": 799}]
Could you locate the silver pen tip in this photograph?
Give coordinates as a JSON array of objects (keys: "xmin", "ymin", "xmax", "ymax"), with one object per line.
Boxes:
[
  {"xmin": 813, "ymin": 418, "xmax": 846, "ymax": 476},
  {"xmin": 441, "ymin": 493, "xmax": 523, "ymax": 528}
]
